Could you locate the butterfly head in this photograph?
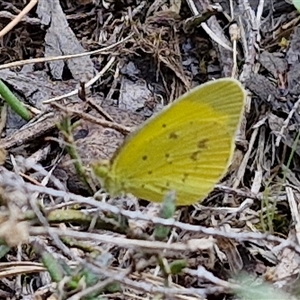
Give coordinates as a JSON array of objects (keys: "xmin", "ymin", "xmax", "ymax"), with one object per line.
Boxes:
[{"xmin": 92, "ymin": 160, "xmax": 120, "ymax": 196}]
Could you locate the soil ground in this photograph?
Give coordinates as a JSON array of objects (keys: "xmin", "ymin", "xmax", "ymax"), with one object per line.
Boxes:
[{"xmin": 1, "ymin": 1, "xmax": 300, "ymax": 299}]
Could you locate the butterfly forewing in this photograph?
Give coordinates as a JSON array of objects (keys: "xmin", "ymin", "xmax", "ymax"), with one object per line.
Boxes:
[{"xmin": 108, "ymin": 78, "xmax": 245, "ymax": 205}]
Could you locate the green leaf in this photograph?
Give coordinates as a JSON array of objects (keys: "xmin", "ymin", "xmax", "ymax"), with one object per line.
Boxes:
[{"xmin": 291, "ymin": 0, "xmax": 300, "ymax": 11}]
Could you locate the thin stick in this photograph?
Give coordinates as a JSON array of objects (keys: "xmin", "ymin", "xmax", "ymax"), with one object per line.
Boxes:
[
  {"xmin": 0, "ymin": 34, "xmax": 133, "ymax": 71},
  {"xmin": 276, "ymin": 96, "xmax": 300, "ymax": 146},
  {"xmin": 43, "ymin": 56, "xmax": 116, "ymax": 103},
  {"xmin": 0, "ymin": 0, "xmax": 38, "ymax": 38}
]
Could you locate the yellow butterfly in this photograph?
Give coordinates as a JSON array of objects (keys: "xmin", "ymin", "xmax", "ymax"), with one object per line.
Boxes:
[{"xmin": 93, "ymin": 78, "xmax": 246, "ymax": 206}]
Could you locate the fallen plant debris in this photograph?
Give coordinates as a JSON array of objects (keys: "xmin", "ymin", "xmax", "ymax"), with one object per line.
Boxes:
[{"xmin": 1, "ymin": 0, "xmax": 300, "ymax": 299}]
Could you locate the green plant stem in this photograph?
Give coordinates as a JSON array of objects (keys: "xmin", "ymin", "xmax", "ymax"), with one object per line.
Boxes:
[{"xmin": 0, "ymin": 79, "xmax": 32, "ymax": 121}]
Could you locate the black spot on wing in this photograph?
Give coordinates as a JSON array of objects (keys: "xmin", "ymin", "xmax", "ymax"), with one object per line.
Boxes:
[
  {"xmin": 190, "ymin": 150, "xmax": 201, "ymax": 161},
  {"xmin": 169, "ymin": 132, "xmax": 179, "ymax": 139},
  {"xmin": 189, "ymin": 139, "xmax": 210, "ymax": 161},
  {"xmin": 165, "ymin": 153, "xmax": 173, "ymax": 164},
  {"xmin": 182, "ymin": 173, "xmax": 189, "ymax": 183},
  {"xmin": 198, "ymin": 139, "xmax": 209, "ymax": 149}
]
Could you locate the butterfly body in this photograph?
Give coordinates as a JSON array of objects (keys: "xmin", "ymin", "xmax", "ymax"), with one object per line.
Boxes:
[{"xmin": 93, "ymin": 78, "xmax": 246, "ymax": 206}]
